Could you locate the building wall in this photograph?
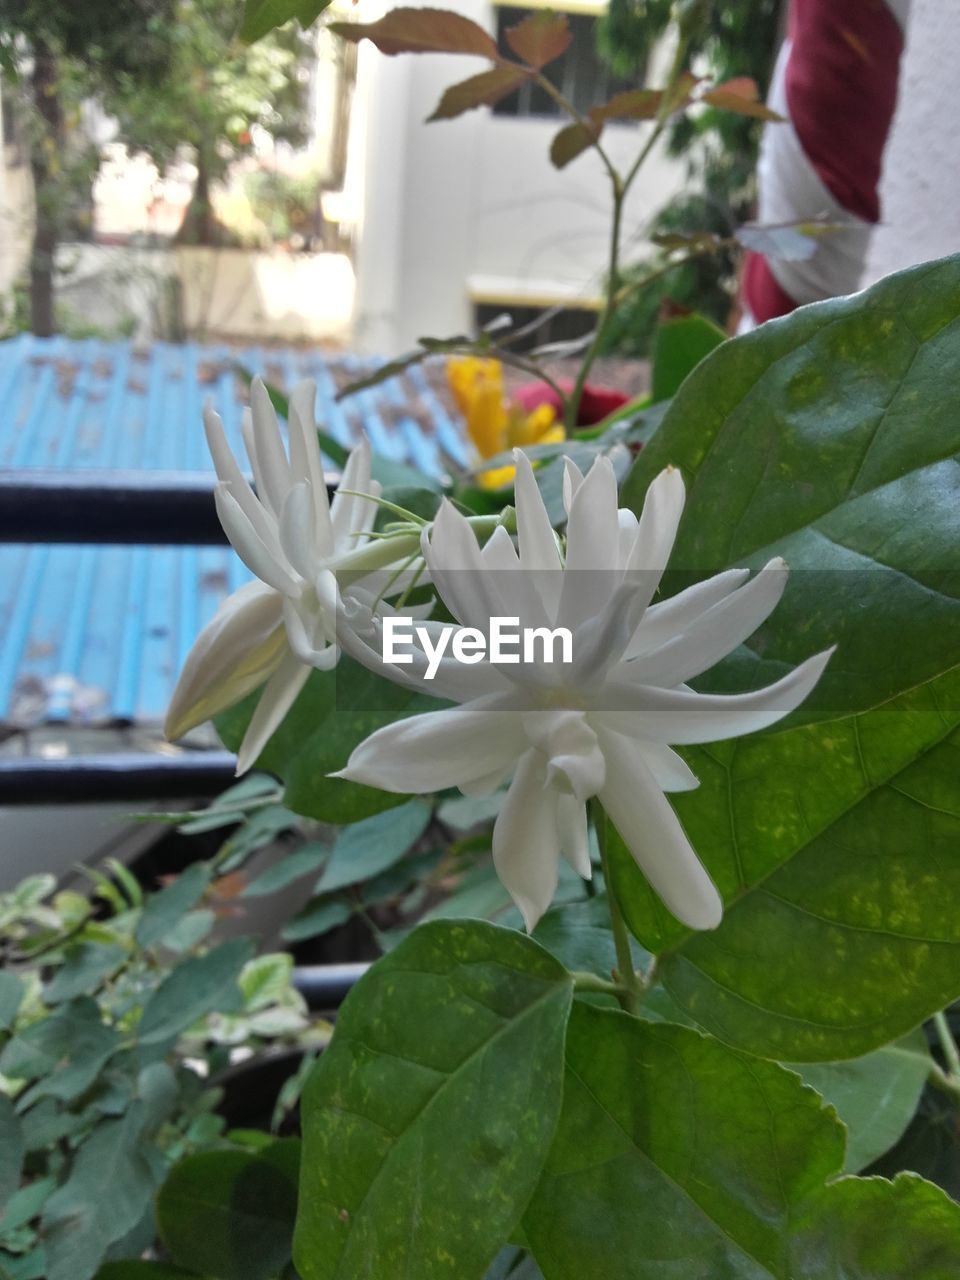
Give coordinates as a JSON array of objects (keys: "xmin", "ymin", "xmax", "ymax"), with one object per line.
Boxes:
[{"xmin": 349, "ymin": 0, "xmax": 686, "ymax": 355}]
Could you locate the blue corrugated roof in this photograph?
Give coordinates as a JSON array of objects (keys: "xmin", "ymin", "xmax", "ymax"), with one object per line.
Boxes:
[{"xmin": 0, "ymin": 334, "xmax": 469, "ymax": 728}]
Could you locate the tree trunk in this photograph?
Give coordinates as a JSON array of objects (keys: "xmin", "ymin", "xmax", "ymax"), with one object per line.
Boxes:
[
  {"xmin": 175, "ymin": 150, "xmax": 224, "ymax": 247},
  {"xmin": 29, "ymin": 39, "xmax": 63, "ymax": 337}
]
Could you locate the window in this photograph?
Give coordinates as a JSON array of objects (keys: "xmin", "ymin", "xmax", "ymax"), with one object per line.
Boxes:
[{"xmin": 492, "ymin": 6, "xmax": 636, "ymax": 120}]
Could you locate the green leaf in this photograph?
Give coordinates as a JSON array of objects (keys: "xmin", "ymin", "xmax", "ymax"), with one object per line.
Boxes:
[
  {"xmin": 243, "ymin": 843, "xmax": 328, "ymax": 897},
  {"xmin": 44, "ymin": 943, "xmax": 127, "ymax": 1003},
  {"xmin": 136, "ymin": 864, "xmax": 211, "ymax": 949},
  {"xmin": 504, "ymin": 12, "xmax": 570, "ymax": 68},
  {"xmin": 217, "ymin": 658, "xmax": 447, "ymax": 824},
  {"xmin": 0, "ymin": 971, "xmax": 24, "ymax": 1029},
  {"xmin": 610, "ymin": 666, "xmax": 960, "ymax": 1060},
  {"xmin": 239, "ymin": 953, "xmax": 294, "ymax": 1011},
  {"xmin": 313, "ymin": 799, "xmax": 432, "ymax": 895},
  {"xmin": 330, "ymin": 8, "xmax": 498, "ymax": 58},
  {"xmin": 427, "ymin": 67, "xmax": 529, "ymax": 122},
  {"xmin": 0, "ymin": 999, "xmax": 119, "ymax": 1102},
  {"xmin": 788, "ymin": 1030, "xmax": 932, "ymax": 1172},
  {"xmin": 137, "ymin": 939, "xmax": 254, "ymax": 1046},
  {"xmin": 522, "ymin": 1006, "xmax": 960, "ymax": 1278},
  {"xmin": 42, "ymin": 1104, "xmax": 158, "ymax": 1280},
  {"xmin": 621, "ymin": 254, "xmax": 960, "ymax": 723},
  {"xmin": 649, "ymin": 311, "xmax": 725, "ymax": 403},
  {"xmin": 294, "ymin": 920, "xmax": 574, "ymax": 1280},
  {"xmin": 0, "ymin": 1094, "xmax": 23, "ymax": 1208},
  {"xmin": 533, "ymin": 897, "xmax": 642, "ymax": 980},
  {"xmin": 157, "ymin": 1140, "xmax": 300, "ymax": 1280},
  {"xmin": 240, "ymin": 0, "xmax": 333, "ymax": 43},
  {"xmin": 0, "ymin": 1176, "xmax": 55, "ymax": 1234},
  {"xmin": 96, "ymin": 1264, "xmax": 208, "ymax": 1279},
  {"xmin": 787, "ymin": 1172, "xmax": 960, "ymax": 1277},
  {"xmin": 281, "ymin": 896, "xmax": 352, "ymax": 943}
]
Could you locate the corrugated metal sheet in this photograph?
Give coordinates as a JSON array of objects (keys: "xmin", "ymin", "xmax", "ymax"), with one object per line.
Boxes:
[{"xmin": 0, "ymin": 334, "xmax": 469, "ymax": 728}]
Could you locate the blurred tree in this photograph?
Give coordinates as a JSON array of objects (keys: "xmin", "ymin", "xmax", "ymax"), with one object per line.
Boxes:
[
  {"xmin": 596, "ymin": 0, "xmax": 783, "ymax": 354},
  {"xmin": 104, "ymin": 0, "xmax": 311, "ymax": 248},
  {"xmin": 0, "ymin": 0, "xmax": 176, "ymax": 334}
]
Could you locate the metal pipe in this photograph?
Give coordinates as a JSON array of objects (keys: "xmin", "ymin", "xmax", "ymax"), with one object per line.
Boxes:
[
  {"xmin": 0, "ymin": 751, "xmax": 239, "ymax": 804},
  {"xmin": 292, "ymin": 963, "xmax": 369, "ymax": 1011}
]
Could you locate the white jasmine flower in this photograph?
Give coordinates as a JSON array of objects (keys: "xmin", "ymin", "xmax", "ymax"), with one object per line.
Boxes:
[
  {"xmin": 336, "ymin": 452, "xmax": 833, "ymax": 932},
  {"xmin": 165, "ymin": 378, "xmax": 419, "ymax": 772}
]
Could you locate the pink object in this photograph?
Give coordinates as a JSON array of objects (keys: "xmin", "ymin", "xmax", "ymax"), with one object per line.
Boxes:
[{"xmin": 514, "ymin": 379, "xmax": 630, "ymax": 426}]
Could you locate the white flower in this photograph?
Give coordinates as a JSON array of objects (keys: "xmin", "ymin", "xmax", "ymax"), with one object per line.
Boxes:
[
  {"xmin": 335, "ymin": 452, "xmax": 833, "ymax": 932},
  {"xmin": 165, "ymin": 378, "xmax": 419, "ymax": 772}
]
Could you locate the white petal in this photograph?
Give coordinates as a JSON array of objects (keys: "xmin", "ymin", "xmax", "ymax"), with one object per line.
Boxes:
[
  {"xmin": 249, "ymin": 378, "xmax": 292, "ymax": 518},
  {"xmin": 215, "ymin": 484, "xmax": 300, "ymax": 596},
  {"xmin": 492, "ymin": 749, "xmax": 560, "ymax": 931},
  {"xmin": 236, "ymin": 651, "xmax": 311, "ymax": 774},
  {"xmin": 558, "ymin": 456, "xmax": 622, "ymax": 633},
  {"xmin": 556, "ymin": 792, "xmax": 592, "ymax": 879},
  {"xmin": 279, "ymin": 482, "xmax": 320, "ymax": 583},
  {"xmin": 423, "ymin": 499, "xmax": 505, "ymax": 633},
  {"xmin": 624, "ymin": 568, "xmax": 750, "ymax": 660},
  {"xmin": 616, "ymin": 508, "xmax": 640, "ymax": 569},
  {"xmin": 562, "ymin": 457, "xmax": 585, "ymax": 514},
  {"xmin": 597, "ymin": 729, "xmax": 722, "ymax": 930},
  {"xmin": 288, "ymin": 379, "xmax": 335, "ymax": 551},
  {"xmin": 622, "ymin": 558, "xmax": 789, "ymax": 688},
  {"xmin": 598, "ymin": 647, "xmax": 834, "ymax": 744},
  {"xmin": 481, "ymin": 524, "xmax": 550, "ymax": 632},
  {"xmin": 331, "ymin": 436, "xmax": 379, "ymax": 544},
  {"xmin": 522, "ymin": 709, "xmax": 605, "ymax": 803},
  {"xmin": 204, "ymin": 406, "xmax": 284, "ymax": 562},
  {"xmin": 620, "ymin": 466, "xmax": 686, "ymax": 616},
  {"xmin": 335, "ymin": 695, "xmax": 524, "ymax": 794},
  {"xmin": 165, "ymin": 582, "xmax": 286, "ymax": 739},
  {"xmin": 514, "ymin": 451, "xmax": 563, "ymax": 571}
]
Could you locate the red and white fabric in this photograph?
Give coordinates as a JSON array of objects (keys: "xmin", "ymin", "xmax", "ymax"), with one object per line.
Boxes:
[{"xmin": 739, "ymin": 0, "xmax": 911, "ymax": 331}]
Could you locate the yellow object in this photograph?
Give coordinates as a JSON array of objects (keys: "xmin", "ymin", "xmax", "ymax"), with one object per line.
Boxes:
[{"xmin": 446, "ymin": 356, "xmax": 564, "ymax": 489}]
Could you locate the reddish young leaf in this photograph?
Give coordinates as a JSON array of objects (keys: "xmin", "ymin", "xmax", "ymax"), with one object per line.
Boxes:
[
  {"xmin": 504, "ymin": 11, "xmax": 571, "ymax": 69},
  {"xmin": 700, "ymin": 76, "xmax": 785, "ymax": 121},
  {"xmin": 427, "ymin": 66, "xmax": 530, "ymax": 121},
  {"xmin": 329, "ymin": 7, "xmax": 497, "ymax": 58},
  {"xmin": 549, "ymin": 120, "xmax": 601, "ymax": 170},
  {"xmin": 594, "ymin": 88, "xmax": 663, "ymax": 123}
]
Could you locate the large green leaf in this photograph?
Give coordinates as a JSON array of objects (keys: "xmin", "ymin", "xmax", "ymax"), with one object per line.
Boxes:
[
  {"xmin": 789, "ymin": 1030, "xmax": 932, "ymax": 1173},
  {"xmin": 609, "ymin": 666, "xmax": 960, "ymax": 1060},
  {"xmin": 621, "ymin": 254, "xmax": 960, "ymax": 722},
  {"xmin": 156, "ymin": 1140, "xmax": 300, "ymax": 1280},
  {"xmin": 137, "ymin": 939, "xmax": 254, "ymax": 1047},
  {"xmin": 294, "ymin": 920, "xmax": 574, "ymax": 1280},
  {"xmin": 522, "ymin": 1005, "xmax": 960, "ymax": 1278},
  {"xmin": 240, "ymin": 0, "xmax": 332, "ymax": 43},
  {"xmin": 216, "ymin": 658, "xmax": 447, "ymax": 823},
  {"xmin": 0, "ymin": 998, "xmax": 119, "ymax": 1102},
  {"xmin": 649, "ymin": 311, "xmax": 726, "ymax": 404}
]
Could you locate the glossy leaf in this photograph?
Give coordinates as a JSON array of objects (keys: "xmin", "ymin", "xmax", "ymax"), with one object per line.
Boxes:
[
  {"xmin": 523, "ymin": 1005, "xmax": 844, "ymax": 1277},
  {"xmin": 621, "ymin": 254, "xmax": 960, "ymax": 722},
  {"xmin": 313, "ymin": 799, "xmax": 431, "ymax": 894},
  {"xmin": 789, "ymin": 1030, "xmax": 932, "ymax": 1172},
  {"xmin": 649, "ymin": 310, "xmax": 725, "ymax": 403},
  {"xmin": 330, "ymin": 8, "xmax": 497, "ymax": 58},
  {"xmin": 609, "ymin": 667, "xmax": 960, "ymax": 1059},
  {"xmin": 428, "ymin": 66, "xmax": 529, "ymax": 122},
  {"xmin": 96, "ymin": 1264, "xmax": 208, "ymax": 1279},
  {"xmin": 136, "ymin": 864, "xmax": 211, "ymax": 949},
  {"xmin": 523, "ymin": 1006, "xmax": 960, "ymax": 1278},
  {"xmin": 0, "ymin": 998, "xmax": 119, "ymax": 1102},
  {"xmin": 240, "ymin": 0, "xmax": 332, "ymax": 42},
  {"xmin": 157, "ymin": 1140, "xmax": 300, "ymax": 1280},
  {"xmin": 504, "ymin": 12, "xmax": 570, "ymax": 68},
  {"xmin": 294, "ymin": 920, "xmax": 574, "ymax": 1280}
]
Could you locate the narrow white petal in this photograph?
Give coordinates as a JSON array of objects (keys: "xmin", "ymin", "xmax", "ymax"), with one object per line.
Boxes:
[
  {"xmin": 597, "ymin": 729, "xmax": 722, "ymax": 930},
  {"xmin": 624, "ymin": 568, "xmax": 750, "ymax": 660},
  {"xmin": 480, "ymin": 523, "xmax": 520, "ymax": 571},
  {"xmin": 598, "ymin": 647, "xmax": 835, "ymax": 744},
  {"xmin": 215, "ymin": 484, "xmax": 300, "ymax": 595},
  {"xmin": 622, "ymin": 558, "xmax": 789, "ymax": 688},
  {"xmin": 165, "ymin": 582, "xmax": 286, "ymax": 739},
  {"xmin": 481, "ymin": 524, "xmax": 550, "ymax": 632},
  {"xmin": 556, "ymin": 792, "xmax": 592, "ymax": 879},
  {"xmin": 562, "ymin": 457, "xmax": 585, "ymax": 514},
  {"xmin": 235, "ymin": 651, "xmax": 311, "ymax": 774},
  {"xmin": 204, "ymin": 406, "xmax": 282, "ymax": 559},
  {"xmin": 288, "ymin": 379, "xmax": 335, "ymax": 551},
  {"xmin": 558, "ymin": 455, "xmax": 622, "ymax": 632},
  {"xmin": 617, "ymin": 508, "xmax": 640, "ymax": 570},
  {"xmin": 331, "ymin": 436, "xmax": 378, "ymax": 543},
  {"xmin": 424, "ymin": 499, "xmax": 505, "ymax": 633},
  {"xmin": 335, "ymin": 695, "xmax": 524, "ymax": 794},
  {"xmin": 492, "ymin": 749, "xmax": 560, "ymax": 932},
  {"xmin": 249, "ymin": 379, "xmax": 292, "ymax": 517},
  {"xmin": 279, "ymin": 482, "xmax": 319, "ymax": 583},
  {"xmin": 514, "ymin": 451, "xmax": 563, "ymax": 571},
  {"xmin": 523, "ymin": 709, "xmax": 605, "ymax": 803},
  {"xmin": 621, "ymin": 466, "xmax": 686, "ymax": 616}
]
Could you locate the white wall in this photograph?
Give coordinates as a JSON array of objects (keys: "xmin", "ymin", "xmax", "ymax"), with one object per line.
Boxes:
[
  {"xmin": 865, "ymin": 0, "xmax": 960, "ymax": 284},
  {"xmin": 349, "ymin": 0, "xmax": 686, "ymax": 354}
]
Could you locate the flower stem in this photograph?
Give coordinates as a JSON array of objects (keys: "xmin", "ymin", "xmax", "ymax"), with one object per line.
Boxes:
[
  {"xmin": 591, "ymin": 798, "xmax": 642, "ymax": 1015},
  {"xmin": 934, "ymin": 1010, "xmax": 960, "ymax": 1080}
]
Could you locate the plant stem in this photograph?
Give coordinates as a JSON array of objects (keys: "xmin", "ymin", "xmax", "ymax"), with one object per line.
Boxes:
[
  {"xmin": 572, "ymin": 971, "xmax": 628, "ymax": 998},
  {"xmin": 934, "ymin": 1010, "xmax": 960, "ymax": 1079},
  {"xmin": 565, "ymin": 181, "xmax": 624, "ymax": 429},
  {"xmin": 532, "ymin": 73, "xmax": 619, "ymax": 186},
  {"xmin": 590, "ymin": 798, "xmax": 642, "ymax": 1015}
]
